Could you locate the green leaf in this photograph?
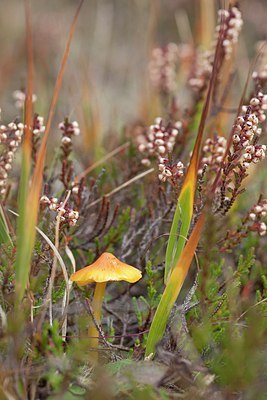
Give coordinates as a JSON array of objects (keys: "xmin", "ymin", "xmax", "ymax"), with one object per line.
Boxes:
[
  {"xmin": 164, "ymin": 23, "xmax": 223, "ymax": 284},
  {"xmin": 146, "ymin": 214, "xmax": 205, "ymax": 357},
  {"xmin": 164, "ymin": 183, "xmax": 193, "ymax": 283}
]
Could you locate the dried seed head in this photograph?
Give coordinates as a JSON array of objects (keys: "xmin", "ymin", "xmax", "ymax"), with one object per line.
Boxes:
[
  {"xmin": 72, "ymin": 186, "xmax": 79, "ymax": 195},
  {"xmin": 250, "ymin": 97, "xmax": 260, "ymax": 106},
  {"xmin": 243, "ymin": 153, "xmax": 252, "ymax": 161},
  {"xmin": 158, "ymin": 145, "xmax": 166, "ymax": 154},
  {"xmin": 259, "ymin": 222, "xmax": 267, "ymax": 236},
  {"xmin": 62, "ymin": 136, "xmax": 71, "ymax": 145},
  {"xmin": 40, "ymin": 195, "xmax": 51, "ymax": 205},
  {"xmin": 158, "ymin": 173, "xmax": 166, "ymax": 182},
  {"xmin": 233, "ymin": 134, "xmax": 240, "ymax": 143},
  {"xmin": 141, "ymin": 158, "xmax": 151, "ymax": 167},
  {"xmin": 254, "ymin": 205, "xmax": 263, "ymax": 213},
  {"xmin": 155, "ymin": 139, "xmax": 164, "ymax": 146},
  {"xmin": 164, "ymin": 169, "xmax": 172, "ymax": 177},
  {"xmin": 249, "ymin": 213, "xmax": 256, "ymax": 221},
  {"xmin": 138, "ymin": 144, "xmax": 146, "ymax": 152}
]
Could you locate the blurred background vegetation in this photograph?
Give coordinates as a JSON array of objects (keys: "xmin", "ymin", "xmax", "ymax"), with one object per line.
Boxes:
[{"xmin": 0, "ymin": 0, "xmax": 266, "ymax": 154}]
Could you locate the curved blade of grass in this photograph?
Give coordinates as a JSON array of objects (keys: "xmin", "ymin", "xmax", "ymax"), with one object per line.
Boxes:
[
  {"xmin": 14, "ymin": 0, "xmax": 84, "ymax": 306},
  {"xmin": 11, "ymin": 210, "xmax": 69, "ymax": 292},
  {"xmin": 145, "ymin": 213, "xmax": 205, "ymax": 357},
  {"xmin": 0, "ymin": 204, "xmax": 13, "ymax": 246},
  {"xmin": 164, "ymin": 18, "xmax": 224, "ymax": 284}
]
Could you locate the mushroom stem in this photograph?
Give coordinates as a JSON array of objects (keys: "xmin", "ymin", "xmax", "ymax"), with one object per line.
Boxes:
[{"xmin": 88, "ymin": 282, "xmax": 107, "ymax": 361}]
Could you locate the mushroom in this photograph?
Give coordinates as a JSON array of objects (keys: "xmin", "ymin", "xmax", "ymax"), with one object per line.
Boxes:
[{"xmin": 70, "ymin": 252, "xmax": 142, "ymax": 361}]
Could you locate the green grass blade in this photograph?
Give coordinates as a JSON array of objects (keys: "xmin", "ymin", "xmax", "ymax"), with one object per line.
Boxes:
[
  {"xmin": 145, "ymin": 214, "xmax": 205, "ymax": 357},
  {"xmin": 0, "ymin": 205, "xmax": 13, "ymax": 246},
  {"xmin": 164, "ymin": 21, "xmax": 225, "ymax": 284},
  {"xmin": 14, "ymin": 1, "xmax": 83, "ymax": 306},
  {"xmin": 165, "ymin": 186, "xmax": 193, "ymax": 283},
  {"xmin": 14, "ymin": 156, "xmax": 33, "ymax": 303},
  {"xmin": 152, "ymin": 19, "xmax": 226, "ymax": 352},
  {"xmin": 171, "ymin": 186, "xmax": 193, "ymax": 265},
  {"xmin": 14, "ymin": 0, "xmax": 33, "ymax": 305},
  {"xmin": 164, "ymin": 200, "xmax": 182, "ymax": 280}
]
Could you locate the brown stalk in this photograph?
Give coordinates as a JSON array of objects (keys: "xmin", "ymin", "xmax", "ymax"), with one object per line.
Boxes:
[
  {"xmin": 102, "ymin": 204, "xmax": 120, "ymax": 236},
  {"xmin": 74, "ymin": 141, "xmax": 130, "ymax": 182},
  {"xmin": 23, "ymin": 0, "xmax": 84, "ymax": 342},
  {"xmin": 183, "ymin": 8, "xmax": 226, "ymax": 193},
  {"xmin": 89, "ymin": 200, "xmax": 110, "ymax": 241},
  {"xmin": 24, "ymin": 0, "xmax": 34, "ymax": 171},
  {"xmin": 30, "ymin": 0, "xmax": 84, "ymax": 199}
]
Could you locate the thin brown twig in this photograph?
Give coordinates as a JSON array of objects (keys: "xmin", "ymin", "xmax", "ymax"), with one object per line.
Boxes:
[
  {"xmin": 75, "ymin": 141, "xmax": 130, "ymax": 182},
  {"xmin": 87, "ymin": 168, "xmax": 154, "ymax": 209}
]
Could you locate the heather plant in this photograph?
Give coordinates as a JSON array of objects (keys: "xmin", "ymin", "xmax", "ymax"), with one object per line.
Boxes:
[{"xmin": 0, "ymin": 1, "xmax": 267, "ymax": 399}]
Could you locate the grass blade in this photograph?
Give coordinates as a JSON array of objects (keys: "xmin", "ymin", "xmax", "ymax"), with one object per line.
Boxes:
[
  {"xmin": 145, "ymin": 214, "xmax": 205, "ymax": 357},
  {"xmin": 14, "ymin": 0, "xmax": 84, "ymax": 306},
  {"xmin": 149, "ymin": 13, "xmax": 228, "ymax": 354},
  {"xmin": 164, "ymin": 18, "xmax": 225, "ymax": 283},
  {"xmin": 0, "ymin": 204, "xmax": 13, "ymax": 246},
  {"xmin": 14, "ymin": 0, "xmax": 34, "ymax": 304}
]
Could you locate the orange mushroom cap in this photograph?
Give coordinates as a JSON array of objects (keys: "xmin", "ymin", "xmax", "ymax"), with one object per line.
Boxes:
[{"xmin": 70, "ymin": 252, "xmax": 142, "ymax": 286}]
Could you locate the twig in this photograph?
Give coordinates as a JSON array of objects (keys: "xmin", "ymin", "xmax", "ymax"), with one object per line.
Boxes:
[
  {"xmin": 75, "ymin": 142, "xmax": 130, "ymax": 182},
  {"xmin": 84, "ymin": 298, "xmax": 118, "ymax": 362},
  {"xmin": 87, "ymin": 168, "xmax": 154, "ymax": 209},
  {"xmin": 47, "ymin": 191, "xmax": 71, "ymax": 325},
  {"xmin": 236, "ymin": 297, "xmax": 267, "ymax": 322}
]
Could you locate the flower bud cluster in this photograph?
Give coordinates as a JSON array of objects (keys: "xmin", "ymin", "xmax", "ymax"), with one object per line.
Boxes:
[
  {"xmin": 33, "ymin": 114, "xmax": 45, "ymax": 136},
  {"xmin": 71, "ymin": 183, "xmax": 80, "ymax": 195},
  {"xmin": 148, "ymin": 43, "xmax": 179, "ymax": 94},
  {"xmin": 188, "ymin": 49, "xmax": 213, "ymax": 92},
  {"xmin": 59, "ymin": 119, "xmax": 80, "ymax": 189},
  {"xmin": 137, "ymin": 117, "xmax": 182, "ymax": 166},
  {"xmin": 198, "ymin": 135, "xmax": 227, "ymax": 175},
  {"xmin": 218, "ymin": 90, "xmax": 267, "ymax": 214},
  {"xmin": 13, "ymin": 90, "xmax": 37, "ymax": 110},
  {"xmin": 232, "ymin": 91, "xmax": 267, "ymax": 168},
  {"xmin": 189, "ymin": 6, "xmax": 242, "ymax": 92},
  {"xmin": 158, "ymin": 157, "xmax": 184, "ymax": 183},
  {"xmin": 217, "ymin": 7, "xmax": 243, "ymax": 59},
  {"xmin": 0, "ymin": 121, "xmax": 24, "ymax": 198},
  {"xmin": 252, "ymin": 64, "xmax": 267, "ymax": 87},
  {"xmin": 220, "ymin": 198, "xmax": 267, "ymax": 251},
  {"xmin": 40, "ymin": 195, "xmax": 79, "ymax": 226},
  {"xmin": 59, "ymin": 119, "xmax": 80, "ymax": 146},
  {"xmin": 248, "ymin": 200, "xmax": 267, "ymax": 236}
]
